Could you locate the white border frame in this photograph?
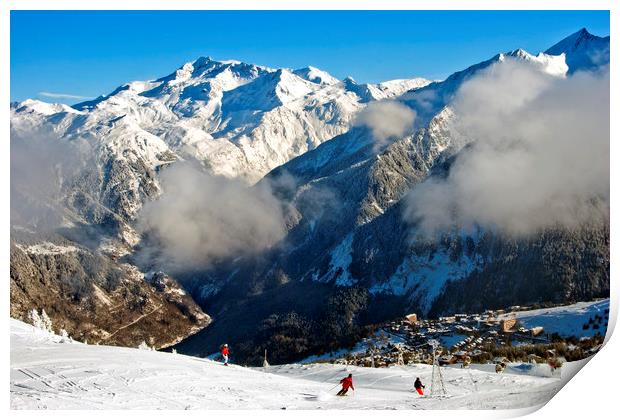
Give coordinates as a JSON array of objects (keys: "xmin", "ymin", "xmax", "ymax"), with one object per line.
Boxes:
[{"xmin": 2, "ymin": 2, "xmax": 616, "ymax": 420}]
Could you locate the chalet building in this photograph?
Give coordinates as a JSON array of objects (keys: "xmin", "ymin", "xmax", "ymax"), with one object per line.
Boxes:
[
  {"xmin": 438, "ymin": 354, "xmax": 458, "ymax": 366},
  {"xmin": 405, "ymin": 313, "xmax": 418, "ymax": 324},
  {"xmin": 500, "ymin": 318, "xmax": 518, "ymax": 333},
  {"xmin": 530, "ymin": 326, "xmax": 545, "ymax": 336}
]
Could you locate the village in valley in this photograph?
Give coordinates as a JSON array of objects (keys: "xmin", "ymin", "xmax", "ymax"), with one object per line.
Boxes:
[{"xmin": 307, "ymin": 300, "xmax": 609, "ymax": 373}]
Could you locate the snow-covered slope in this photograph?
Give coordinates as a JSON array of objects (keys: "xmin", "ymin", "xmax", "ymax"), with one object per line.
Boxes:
[
  {"xmin": 10, "ymin": 318, "xmax": 578, "ymax": 410},
  {"xmin": 400, "ymin": 48, "xmax": 570, "ymax": 124},
  {"xmin": 498, "ymin": 299, "xmax": 610, "ymax": 338}
]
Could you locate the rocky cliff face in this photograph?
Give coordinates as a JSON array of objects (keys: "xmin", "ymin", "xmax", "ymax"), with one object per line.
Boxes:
[{"xmin": 10, "ymin": 232, "xmax": 210, "ymax": 349}]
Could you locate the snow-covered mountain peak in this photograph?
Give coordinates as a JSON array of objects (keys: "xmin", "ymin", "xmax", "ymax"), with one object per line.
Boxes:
[
  {"xmin": 377, "ymin": 78, "xmax": 432, "ymax": 94},
  {"xmin": 141, "ymin": 56, "xmax": 271, "ymax": 102},
  {"xmin": 549, "ymin": 28, "xmax": 601, "ymax": 53},
  {"xmin": 505, "ymin": 48, "xmax": 529, "ymax": 59},
  {"xmin": 341, "ymin": 75, "xmax": 431, "ymax": 103},
  {"xmin": 220, "ymin": 67, "xmax": 316, "ymax": 112},
  {"xmin": 545, "ymin": 27, "xmax": 609, "ymax": 73},
  {"xmin": 12, "ymin": 99, "xmax": 82, "ymax": 116},
  {"xmin": 293, "ymin": 66, "xmax": 340, "ymax": 85},
  {"xmin": 188, "ymin": 56, "xmax": 272, "ymax": 80},
  {"xmin": 272, "ymin": 69, "xmax": 316, "ymax": 100},
  {"xmin": 502, "ymin": 49, "xmax": 569, "ymax": 76},
  {"xmin": 11, "ymin": 51, "xmax": 435, "ymax": 211}
]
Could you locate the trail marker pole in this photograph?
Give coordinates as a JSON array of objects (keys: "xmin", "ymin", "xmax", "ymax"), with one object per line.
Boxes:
[{"xmin": 263, "ymin": 349, "xmax": 270, "ymax": 369}]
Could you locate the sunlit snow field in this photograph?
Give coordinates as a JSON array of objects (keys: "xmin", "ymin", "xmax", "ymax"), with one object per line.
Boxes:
[{"xmin": 10, "ymin": 318, "xmax": 589, "ymax": 410}]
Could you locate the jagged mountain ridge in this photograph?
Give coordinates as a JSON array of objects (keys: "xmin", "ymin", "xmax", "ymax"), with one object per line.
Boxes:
[
  {"xmin": 10, "ymin": 57, "xmax": 431, "ymax": 248},
  {"xmin": 13, "ymin": 57, "xmax": 430, "ymax": 184}
]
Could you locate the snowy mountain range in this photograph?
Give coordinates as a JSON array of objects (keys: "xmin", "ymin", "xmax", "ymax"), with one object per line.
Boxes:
[
  {"xmin": 12, "ymin": 57, "xmax": 429, "ymax": 184},
  {"xmin": 10, "ymin": 28, "xmax": 610, "ymax": 363}
]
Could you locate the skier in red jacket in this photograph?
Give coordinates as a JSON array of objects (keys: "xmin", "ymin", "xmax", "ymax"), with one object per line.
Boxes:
[
  {"xmin": 337, "ymin": 374, "xmax": 354, "ymax": 396},
  {"xmin": 414, "ymin": 377, "xmax": 425, "ymax": 395},
  {"xmin": 221, "ymin": 344, "xmax": 230, "ymax": 366}
]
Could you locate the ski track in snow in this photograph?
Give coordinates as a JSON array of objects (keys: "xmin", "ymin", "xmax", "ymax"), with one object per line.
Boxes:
[{"xmin": 10, "ymin": 318, "xmax": 587, "ymax": 410}]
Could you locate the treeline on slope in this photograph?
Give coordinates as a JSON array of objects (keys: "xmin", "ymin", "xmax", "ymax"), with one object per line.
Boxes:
[
  {"xmin": 471, "ymin": 334, "xmax": 605, "ymax": 364},
  {"xmin": 245, "ymin": 222, "xmax": 608, "ymax": 365},
  {"xmin": 429, "ymin": 223, "xmax": 610, "ymax": 317},
  {"xmin": 175, "ymin": 219, "xmax": 609, "ymax": 365},
  {"xmin": 227, "ymin": 287, "xmax": 371, "ymax": 365}
]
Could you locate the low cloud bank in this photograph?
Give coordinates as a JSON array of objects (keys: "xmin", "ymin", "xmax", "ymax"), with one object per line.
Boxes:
[
  {"xmin": 405, "ymin": 58, "xmax": 609, "ymax": 236},
  {"xmin": 138, "ymin": 163, "xmax": 286, "ymax": 270},
  {"xmin": 11, "ymin": 132, "xmax": 90, "ymax": 230},
  {"xmin": 354, "ymin": 100, "xmax": 416, "ymax": 148}
]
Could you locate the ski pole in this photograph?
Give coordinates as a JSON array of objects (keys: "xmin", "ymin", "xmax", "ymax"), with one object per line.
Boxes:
[{"xmin": 327, "ymin": 383, "xmax": 339, "ymax": 392}]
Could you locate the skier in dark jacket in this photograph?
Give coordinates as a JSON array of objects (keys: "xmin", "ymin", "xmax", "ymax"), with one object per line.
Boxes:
[
  {"xmin": 337, "ymin": 374, "xmax": 354, "ymax": 396},
  {"xmin": 414, "ymin": 377, "xmax": 425, "ymax": 395}
]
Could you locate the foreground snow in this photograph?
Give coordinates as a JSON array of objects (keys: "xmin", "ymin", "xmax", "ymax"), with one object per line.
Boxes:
[{"xmin": 10, "ymin": 319, "xmax": 585, "ymax": 410}]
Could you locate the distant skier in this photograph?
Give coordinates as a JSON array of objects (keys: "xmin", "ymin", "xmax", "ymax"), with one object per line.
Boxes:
[
  {"xmin": 337, "ymin": 373, "xmax": 354, "ymax": 396},
  {"xmin": 221, "ymin": 344, "xmax": 230, "ymax": 366},
  {"xmin": 414, "ymin": 377, "xmax": 425, "ymax": 395}
]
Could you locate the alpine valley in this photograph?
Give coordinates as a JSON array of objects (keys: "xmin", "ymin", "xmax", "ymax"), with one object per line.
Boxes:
[{"xmin": 10, "ymin": 28, "xmax": 610, "ymax": 364}]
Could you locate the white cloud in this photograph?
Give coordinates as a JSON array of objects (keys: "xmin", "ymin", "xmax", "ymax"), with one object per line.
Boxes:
[
  {"xmin": 138, "ymin": 163, "xmax": 286, "ymax": 270},
  {"xmin": 404, "ymin": 58, "xmax": 609, "ymax": 236},
  {"xmin": 38, "ymin": 92, "xmax": 90, "ymax": 100},
  {"xmin": 354, "ymin": 100, "xmax": 416, "ymax": 147}
]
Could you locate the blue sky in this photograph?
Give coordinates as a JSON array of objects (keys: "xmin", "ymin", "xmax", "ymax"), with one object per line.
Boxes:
[{"xmin": 11, "ymin": 10, "xmax": 609, "ymax": 103}]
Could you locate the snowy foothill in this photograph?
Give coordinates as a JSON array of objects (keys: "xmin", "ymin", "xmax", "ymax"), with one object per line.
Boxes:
[
  {"xmin": 10, "ymin": 318, "xmax": 587, "ymax": 410},
  {"xmin": 498, "ymin": 299, "xmax": 610, "ymax": 338}
]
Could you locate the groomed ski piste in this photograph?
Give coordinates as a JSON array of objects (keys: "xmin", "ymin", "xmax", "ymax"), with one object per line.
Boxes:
[{"xmin": 10, "ymin": 318, "xmax": 592, "ymax": 410}]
